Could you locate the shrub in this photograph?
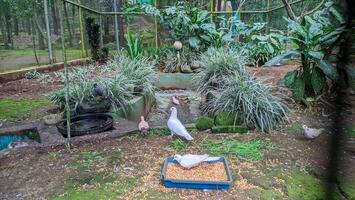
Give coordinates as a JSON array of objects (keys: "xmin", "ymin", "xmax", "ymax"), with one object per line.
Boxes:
[
  {"xmin": 49, "ymin": 74, "xmax": 133, "ymax": 113},
  {"xmin": 195, "ymin": 116, "xmax": 214, "ymax": 131},
  {"xmin": 205, "ymin": 73, "xmax": 288, "ymax": 132},
  {"xmin": 265, "ymin": 3, "xmax": 347, "ymax": 102},
  {"xmin": 193, "ymin": 47, "xmax": 247, "ymax": 96},
  {"xmin": 211, "ymin": 126, "xmax": 248, "ymax": 134},
  {"xmin": 214, "ymin": 112, "xmax": 238, "ymax": 126}
]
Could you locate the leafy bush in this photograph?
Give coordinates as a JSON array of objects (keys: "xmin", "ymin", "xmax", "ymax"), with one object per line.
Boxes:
[
  {"xmin": 204, "ymin": 73, "xmax": 288, "ymax": 132},
  {"xmin": 85, "ymin": 17, "xmax": 108, "ymax": 62},
  {"xmin": 160, "ymin": 47, "xmax": 197, "ymax": 73},
  {"xmin": 214, "ymin": 112, "xmax": 238, "ymax": 126},
  {"xmin": 265, "ymin": 2, "xmax": 347, "ymax": 101},
  {"xmin": 193, "ymin": 46, "xmax": 247, "ymax": 96},
  {"xmin": 113, "ymin": 51, "xmax": 157, "ymax": 95},
  {"xmin": 195, "ymin": 116, "xmax": 214, "ymax": 131},
  {"xmin": 125, "ymin": 31, "xmax": 144, "ymax": 60},
  {"xmin": 246, "ymin": 31, "xmax": 286, "ymax": 67},
  {"xmin": 143, "ymin": 2, "xmax": 233, "ymax": 50}
]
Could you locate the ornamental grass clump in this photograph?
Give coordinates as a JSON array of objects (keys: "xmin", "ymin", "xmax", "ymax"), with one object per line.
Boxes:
[
  {"xmin": 204, "ymin": 73, "xmax": 288, "ymax": 132},
  {"xmin": 49, "ymin": 74, "xmax": 133, "ymax": 113},
  {"xmin": 113, "ymin": 51, "xmax": 157, "ymax": 95},
  {"xmin": 193, "ymin": 47, "xmax": 247, "ymax": 96}
]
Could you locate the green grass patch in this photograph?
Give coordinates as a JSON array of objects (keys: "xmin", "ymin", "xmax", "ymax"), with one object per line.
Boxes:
[
  {"xmin": 53, "ymin": 176, "xmax": 137, "ymax": 200},
  {"xmin": 284, "ymin": 124, "xmax": 303, "ymax": 135},
  {"xmin": 0, "ymin": 98, "xmax": 51, "ymax": 120},
  {"xmin": 201, "ymin": 139, "xmax": 274, "ymax": 160},
  {"xmin": 0, "ymin": 48, "xmax": 82, "ymax": 59},
  {"xmin": 137, "ymin": 190, "xmax": 179, "ymax": 200},
  {"xmin": 338, "ymin": 176, "xmax": 355, "ymax": 200},
  {"xmin": 165, "ymin": 139, "xmax": 188, "ymax": 152},
  {"xmin": 286, "ymin": 170, "xmax": 341, "ymax": 200},
  {"xmin": 52, "ymin": 149, "xmax": 131, "ymax": 200}
]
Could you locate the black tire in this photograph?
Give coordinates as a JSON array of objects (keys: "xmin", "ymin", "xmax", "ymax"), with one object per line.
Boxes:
[{"xmin": 57, "ymin": 113, "xmax": 114, "ymax": 137}]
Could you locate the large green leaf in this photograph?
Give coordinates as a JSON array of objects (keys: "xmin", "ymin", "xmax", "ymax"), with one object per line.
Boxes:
[
  {"xmin": 308, "ymin": 51, "xmax": 324, "ymax": 60},
  {"xmin": 291, "ymin": 77, "xmax": 305, "ymax": 102},
  {"xmin": 188, "ymin": 37, "xmax": 201, "ymax": 49},
  {"xmin": 264, "ymin": 51, "xmax": 301, "ymax": 67},
  {"xmin": 284, "ymin": 70, "xmax": 298, "ymax": 87},
  {"xmin": 311, "ymin": 68, "xmax": 326, "ymax": 94},
  {"xmin": 318, "ymin": 60, "xmax": 339, "ymax": 81},
  {"xmin": 329, "ymin": 7, "xmax": 345, "ymax": 24},
  {"xmin": 339, "ymin": 64, "xmax": 355, "ymax": 80}
]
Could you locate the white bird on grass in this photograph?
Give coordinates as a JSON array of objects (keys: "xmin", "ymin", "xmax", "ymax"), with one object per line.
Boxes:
[
  {"xmin": 138, "ymin": 116, "xmax": 149, "ymax": 134},
  {"xmin": 302, "ymin": 125, "xmax": 324, "ymax": 139},
  {"xmin": 173, "ymin": 154, "xmax": 221, "ymax": 169},
  {"xmin": 172, "ymin": 96, "xmax": 180, "ymax": 105},
  {"xmin": 167, "ymin": 107, "xmax": 193, "ymax": 141}
]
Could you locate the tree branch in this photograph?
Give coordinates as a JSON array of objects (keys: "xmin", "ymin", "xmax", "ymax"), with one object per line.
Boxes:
[
  {"xmin": 298, "ymin": 0, "xmax": 325, "ymax": 20},
  {"xmin": 281, "ymin": 0, "xmax": 297, "ymax": 20}
]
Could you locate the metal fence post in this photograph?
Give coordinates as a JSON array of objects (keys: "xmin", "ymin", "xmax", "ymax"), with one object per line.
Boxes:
[
  {"xmin": 154, "ymin": 0, "xmax": 158, "ymax": 49},
  {"xmin": 113, "ymin": 0, "xmax": 120, "ymax": 53},
  {"xmin": 44, "ymin": 0, "xmax": 54, "ymax": 64},
  {"xmin": 58, "ymin": 0, "xmax": 71, "ymax": 150},
  {"xmin": 77, "ymin": 0, "xmax": 86, "ymax": 58}
]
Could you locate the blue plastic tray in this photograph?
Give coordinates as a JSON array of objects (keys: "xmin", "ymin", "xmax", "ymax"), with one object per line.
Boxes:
[{"xmin": 160, "ymin": 156, "xmax": 233, "ymax": 190}]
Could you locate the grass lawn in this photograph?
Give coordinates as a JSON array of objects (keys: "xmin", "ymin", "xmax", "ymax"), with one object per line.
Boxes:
[{"xmin": 0, "ymin": 98, "xmax": 52, "ymax": 120}]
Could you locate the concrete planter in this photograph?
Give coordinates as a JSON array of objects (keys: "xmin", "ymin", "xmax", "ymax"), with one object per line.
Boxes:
[
  {"xmin": 155, "ymin": 73, "xmax": 195, "ymax": 89},
  {"xmin": 115, "ymin": 91, "xmax": 156, "ymax": 122}
]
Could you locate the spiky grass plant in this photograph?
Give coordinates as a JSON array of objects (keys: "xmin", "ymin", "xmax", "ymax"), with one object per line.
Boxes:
[
  {"xmin": 49, "ymin": 74, "xmax": 133, "ymax": 113},
  {"xmin": 193, "ymin": 47, "xmax": 247, "ymax": 96},
  {"xmin": 113, "ymin": 52, "xmax": 157, "ymax": 95},
  {"xmin": 204, "ymin": 73, "xmax": 288, "ymax": 132}
]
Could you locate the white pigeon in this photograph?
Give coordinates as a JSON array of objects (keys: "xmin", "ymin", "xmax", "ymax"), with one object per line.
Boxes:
[
  {"xmin": 173, "ymin": 154, "xmax": 221, "ymax": 169},
  {"xmin": 302, "ymin": 125, "xmax": 324, "ymax": 139},
  {"xmin": 172, "ymin": 96, "xmax": 180, "ymax": 105},
  {"xmin": 167, "ymin": 107, "xmax": 193, "ymax": 141},
  {"xmin": 138, "ymin": 116, "xmax": 149, "ymax": 134}
]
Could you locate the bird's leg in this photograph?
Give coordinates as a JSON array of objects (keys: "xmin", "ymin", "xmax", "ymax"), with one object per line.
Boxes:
[{"xmin": 170, "ymin": 132, "xmax": 174, "ymax": 139}]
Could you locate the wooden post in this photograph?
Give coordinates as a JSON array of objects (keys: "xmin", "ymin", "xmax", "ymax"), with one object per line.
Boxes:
[
  {"xmin": 58, "ymin": 0, "xmax": 71, "ymax": 150},
  {"xmin": 113, "ymin": 0, "xmax": 120, "ymax": 53},
  {"xmin": 44, "ymin": 0, "xmax": 54, "ymax": 63},
  {"xmin": 77, "ymin": 0, "xmax": 85, "ymax": 58}
]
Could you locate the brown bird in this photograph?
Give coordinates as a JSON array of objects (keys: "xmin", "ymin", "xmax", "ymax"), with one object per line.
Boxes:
[{"xmin": 138, "ymin": 116, "xmax": 149, "ymax": 134}]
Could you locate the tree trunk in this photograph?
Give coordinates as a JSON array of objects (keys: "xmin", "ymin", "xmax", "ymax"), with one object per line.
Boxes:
[
  {"xmin": 14, "ymin": 17, "xmax": 19, "ymax": 36},
  {"xmin": 38, "ymin": 30, "xmax": 45, "ymax": 50},
  {"xmin": 117, "ymin": 0, "xmax": 125, "ymax": 47},
  {"xmin": 26, "ymin": 19, "xmax": 32, "ymax": 35},
  {"xmin": 51, "ymin": 0, "xmax": 59, "ymax": 35},
  {"xmin": 104, "ymin": 17, "xmax": 110, "ymax": 41},
  {"xmin": 217, "ymin": 0, "xmax": 222, "ymax": 11},
  {"xmin": 4, "ymin": 11, "xmax": 13, "ymax": 49},
  {"xmin": 64, "ymin": 2, "xmax": 73, "ymax": 47}
]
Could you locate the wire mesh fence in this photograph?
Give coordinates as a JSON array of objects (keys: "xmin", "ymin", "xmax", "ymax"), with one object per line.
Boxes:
[{"xmin": 0, "ymin": 0, "xmax": 321, "ymax": 73}]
